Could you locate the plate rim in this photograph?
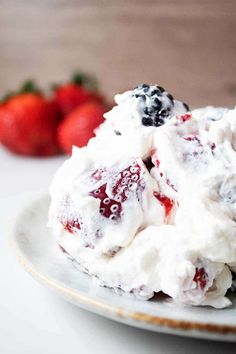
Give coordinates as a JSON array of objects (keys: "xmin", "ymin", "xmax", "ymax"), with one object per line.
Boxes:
[{"xmin": 9, "ymin": 195, "xmax": 236, "ymax": 338}]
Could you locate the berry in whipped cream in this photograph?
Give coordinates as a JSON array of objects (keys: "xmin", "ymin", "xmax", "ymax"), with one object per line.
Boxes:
[
  {"xmin": 49, "ymin": 88, "xmax": 236, "ymax": 309},
  {"xmin": 51, "ymin": 154, "xmax": 163, "ymax": 254},
  {"xmin": 169, "ymin": 257, "xmax": 232, "ymax": 307},
  {"xmin": 90, "ymin": 161, "xmax": 144, "ymax": 222},
  {"xmin": 193, "ymin": 267, "xmax": 208, "ymax": 290},
  {"xmin": 132, "ymin": 84, "xmax": 189, "ymax": 127},
  {"xmin": 95, "ymin": 84, "xmax": 190, "ymax": 162}
]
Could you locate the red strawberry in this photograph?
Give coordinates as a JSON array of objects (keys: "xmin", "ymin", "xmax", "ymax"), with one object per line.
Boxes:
[
  {"xmin": 57, "ymin": 101, "xmax": 106, "ymax": 154},
  {"xmin": 90, "ymin": 184, "xmax": 122, "ymax": 221},
  {"xmin": 89, "ymin": 162, "xmax": 143, "ymax": 222},
  {"xmin": 52, "ymin": 72, "xmax": 105, "ymax": 116},
  {"xmin": 53, "ymin": 84, "xmax": 92, "ymax": 116},
  {"xmin": 0, "ymin": 92, "xmax": 60, "ymax": 156}
]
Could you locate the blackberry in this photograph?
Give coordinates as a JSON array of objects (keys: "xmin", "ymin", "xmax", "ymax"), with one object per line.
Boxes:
[
  {"xmin": 131, "ymin": 84, "xmax": 189, "ymax": 127},
  {"xmin": 154, "ymin": 115, "xmax": 165, "ymax": 127},
  {"xmin": 151, "ymin": 89, "xmax": 159, "ymax": 96},
  {"xmin": 142, "ymin": 117, "xmax": 153, "ymax": 126}
]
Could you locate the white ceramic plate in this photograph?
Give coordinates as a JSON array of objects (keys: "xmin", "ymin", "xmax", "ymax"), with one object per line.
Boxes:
[{"xmin": 11, "ymin": 195, "xmax": 236, "ymax": 342}]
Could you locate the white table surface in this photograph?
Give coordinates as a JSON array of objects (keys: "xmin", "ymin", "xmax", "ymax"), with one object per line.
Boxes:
[{"xmin": 0, "ymin": 146, "xmax": 235, "ymax": 354}]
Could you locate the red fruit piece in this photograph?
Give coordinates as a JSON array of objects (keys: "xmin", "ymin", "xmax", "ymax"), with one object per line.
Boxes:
[
  {"xmin": 90, "ymin": 184, "xmax": 122, "ymax": 221},
  {"xmin": 89, "ymin": 162, "xmax": 143, "ymax": 222},
  {"xmin": 153, "ymin": 191, "xmax": 174, "ymax": 217},
  {"xmin": 176, "ymin": 113, "xmax": 192, "ymax": 124},
  {"xmin": 0, "ymin": 93, "xmax": 59, "ymax": 156},
  {"xmin": 64, "ymin": 220, "xmax": 80, "ymax": 234},
  {"xmin": 193, "ymin": 267, "xmax": 208, "ymax": 290},
  {"xmin": 57, "ymin": 101, "xmax": 106, "ymax": 154},
  {"xmin": 111, "ymin": 163, "xmax": 142, "ymax": 202}
]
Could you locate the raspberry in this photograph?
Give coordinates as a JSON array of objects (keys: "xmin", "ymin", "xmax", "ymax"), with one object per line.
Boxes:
[{"xmin": 193, "ymin": 267, "xmax": 208, "ymax": 290}]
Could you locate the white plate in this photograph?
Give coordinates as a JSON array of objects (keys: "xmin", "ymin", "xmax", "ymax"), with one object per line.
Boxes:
[{"xmin": 11, "ymin": 195, "xmax": 236, "ymax": 342}]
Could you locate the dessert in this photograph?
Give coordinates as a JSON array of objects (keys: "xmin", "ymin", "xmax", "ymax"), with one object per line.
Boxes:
[{"xmin": 49, "ymin": 84, "xmax": 236, "ymax": 308}]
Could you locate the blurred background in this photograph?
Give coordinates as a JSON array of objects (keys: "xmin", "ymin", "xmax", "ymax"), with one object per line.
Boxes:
[{"xmin": 0, "ymin": 0, "xmax": 236, "ymax": 107}]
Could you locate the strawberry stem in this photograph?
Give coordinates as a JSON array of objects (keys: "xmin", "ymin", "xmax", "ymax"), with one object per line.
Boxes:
[
  {"xmin": 1, "ymin": 80, "xmax": 42, "ymax": 103},
  {"xmin": 19, "ymin": 80, "xmax": 42, "ymax": 95},
  {"xmin": 71, "ymin": 71, "xmax": 98, "ymax": 91}
]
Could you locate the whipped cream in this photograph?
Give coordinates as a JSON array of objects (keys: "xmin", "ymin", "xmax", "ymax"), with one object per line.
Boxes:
[
  {"xmin": 95, "ymin": 84, "xmax": 188, "ymax": 160},
  {"xmin": 49, "ymin": 86, "xmax": 235, "ymax": 308}
]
